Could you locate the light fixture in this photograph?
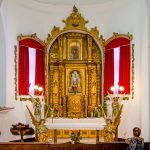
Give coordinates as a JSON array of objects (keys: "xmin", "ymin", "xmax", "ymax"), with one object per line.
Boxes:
[{"xmin": 38, "ymin": 87, "xmax": 43, "ymax": 92}]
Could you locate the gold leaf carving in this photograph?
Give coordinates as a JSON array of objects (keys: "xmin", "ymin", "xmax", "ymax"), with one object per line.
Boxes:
[{"xmin": 63, "ymin": 6, "xmax": 88, "ymax": 31}]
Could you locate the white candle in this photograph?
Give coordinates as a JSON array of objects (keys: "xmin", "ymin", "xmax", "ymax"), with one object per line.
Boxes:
[{"xmin": 41, "ymin": 96, "xmax": 45, "ymax": 119}]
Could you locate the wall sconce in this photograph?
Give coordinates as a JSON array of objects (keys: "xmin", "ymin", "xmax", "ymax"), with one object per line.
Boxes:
[{"xmin": 29, "ymin": 85, "xmax": 43, "ymax": 96}]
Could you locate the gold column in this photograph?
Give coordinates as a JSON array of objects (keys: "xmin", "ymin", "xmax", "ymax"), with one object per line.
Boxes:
[
  {"xmin": 88, "ymin": 67, "xmax": 92, "ymax": 105},
  {"xmin": 59, "ymin": 65, "xmax": 63, "ymax": 105},
  {"xmin": 63, "ymin": 36, "xmax": 67, "ymax": 59},
  {"xmin": 96, "ymin": 64, "xmax": 101, "ymax": 105},
  {"xmin": 87, "ymin": 35, "xmax": 92, "ymax": 61},
  {"xmin": 62, "ymin": 96, "xmax": 67, "ymax": 117},
  {"xmin": 50, "ymin": 68, "xmax": 54, "ymax": 104},
  {"xmin": 58, "ymin": 35, "xmax": 63, "ymax": 61},
  {"xmin": 84, "ymin": 95, "xmax": 88, "ymax": 117},
  {"xmin": 60, "ymin": 67, "xmax": 65, "ymax": 105}
]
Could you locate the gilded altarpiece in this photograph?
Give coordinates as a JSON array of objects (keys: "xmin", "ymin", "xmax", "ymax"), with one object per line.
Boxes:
[
  {"xmin": 46, "ymin": 6, "xmax": 104, "ymax": 138},
  {"xmin": 48, "ymin": 31, "xmax": 103, "ymax": 137},
  {"xmin": 49, "ymin": 32, "xmax": 102, "ymax": 116}
]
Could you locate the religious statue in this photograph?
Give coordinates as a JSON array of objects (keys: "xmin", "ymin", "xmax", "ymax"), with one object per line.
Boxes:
[
  {"xmin": 68, "ymin": 71, "xmax": 81, "ymax": 93},
  {"xmin": 112, "ymin": 98, "xmax": 120, "ymax": 118},
  {"xmin": 103, "ymin": 119, "xmax": 116, "ymax": 142},
  {"xmin": 37, "ymin": 119, "xmax": 48, "ymax": 142},
  {"xmin": 105, "ymin": 96, "xmax": 113, "ymax": 119},
  {"xmin": 100, "ymin": 104, "xmax": 123, "ymax": 142},
  {"xmin": 33, "ymin": 99, "xmax": 42, "ymax": 122},
  {"xmin": 26, "ymin": 102, "xmax": 50, "ymax": 142},
  {"xmin": 40, "ymin": 96, "xmax": 45, "ymax": 119},
  {"xmin": 71, "ymin": 47, "xmax": 79, "ymax": 59}
]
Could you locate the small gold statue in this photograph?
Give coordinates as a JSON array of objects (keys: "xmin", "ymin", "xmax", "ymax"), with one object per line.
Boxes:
[
  {"xmin": 37, "ymin": 119, "xmax": 48, "ymax": 142},
  {"xmin": 26, "ymin": 105, "xmax": 49, "ymax": 142},
  {"xmin": 100, "ymin": 104, "xmax": 123, "ymax": 142}
]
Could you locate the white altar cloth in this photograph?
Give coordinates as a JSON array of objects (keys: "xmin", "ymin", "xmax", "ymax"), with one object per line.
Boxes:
[{"xmin": 45, "ymin": 118, "xmax": 106, "ymax": 130}]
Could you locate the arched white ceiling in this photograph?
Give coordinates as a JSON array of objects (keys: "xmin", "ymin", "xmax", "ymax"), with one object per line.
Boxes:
[{"xmin": 33, "ymin": 0, "xmax": 113, "ymax": 5}]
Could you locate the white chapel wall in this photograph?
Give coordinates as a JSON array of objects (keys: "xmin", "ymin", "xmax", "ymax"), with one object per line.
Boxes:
[
  {"xmin": 145, "ymin": 0, "xmax": 150, "ymax": 142},
  {"xmin": 0, "ymin": 0, "xmax": 149, "ymax": 141},
  {"xmin": 0, "ymin": 3, "xmax": 6, "ymax": 106}
]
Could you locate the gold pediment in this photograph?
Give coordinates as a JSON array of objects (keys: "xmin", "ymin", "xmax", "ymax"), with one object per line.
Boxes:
[
  {"xmin": 45, "ymin": 6, "xmax": 105, "ymax": 49},
  {"xmin": 63, "ymin": 6, "xmax": 88, "ymax": 31}
]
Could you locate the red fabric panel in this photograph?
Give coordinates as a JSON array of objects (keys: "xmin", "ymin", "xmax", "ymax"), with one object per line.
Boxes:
[
  {"xmin": 35, "ymin": 50, "xmax": 45, "ymax": 95},
  {"xmin": 18, "ymin": 46, "xmax": 29, "ymax": 95},
  {"xmin": 106, "ymin": 38, "xmax": 130, "ymax": 50},
  {"xmin": 19, "ymin": 39, "xmax": 44, "ymax": 50},
  {"xmin": 104, "ymin": 49, "xmax": 114, "ymax": 96},
  {"xmin": 119, "ymin": 45, "xmax": 130, "ymax": 94}
]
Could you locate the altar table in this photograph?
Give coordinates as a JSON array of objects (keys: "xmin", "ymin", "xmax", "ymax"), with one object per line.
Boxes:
[{"xmin": 45, "ymin": 118, "xmax": 106, "ymax": 143}]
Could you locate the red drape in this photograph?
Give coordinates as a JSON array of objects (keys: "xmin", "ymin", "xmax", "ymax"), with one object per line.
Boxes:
[
  {"xmin": 19, "ymin": 39, "xmax": 44, "ymax": 50},
  {"xmin": 35, "ymin": 49, "xmax": 45, "ymax": 95},
  {"xmin": 104, "ymin": 37, "xmax": 130, "ymax": 96},
  {"xmin": 18, "ymin": 46, "xmax": 29, "ymax": 95},
  {"xmin": 106, "ymin": 38, "xmax": 129, "ymax": 50},
  {"xmin": 18, "ymin": 39, "xmax": 45, "ymax": 95},
  {"xmin": 119, "ymin": 45, "xmax": 130, "ymax": 94},
  {"xmin": 104, "ymin": 48, "xmax": 114, "ymax": 96}
]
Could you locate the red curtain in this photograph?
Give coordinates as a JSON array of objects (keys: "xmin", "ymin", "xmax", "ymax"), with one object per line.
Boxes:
[
  {"xmin": 104, "ymin": 49, "xmax": 114, "ymax": 96},
  {"xmin": 19, "ymin": 39, "xmax": 44, "ymax": 50},
  {"xmin": 104, "ymin": 37, "xmax": 130, "ymax": 96},
  {"xmin": 106, "ymin": 38, "xmax": 129, "ymax": 49},
  {"xmin": 18, "ymin": 46, "xmax": 29, "ymax": 95},
  {"xmin": 119, "ymin": 45, "xmax": 130, "ymax": 94},
  {"xmin": 18, "ymin": 39, "xmax": 45, "ymax": 95},
  {"xmin": 35, "ymin": 49, "xmax": 45, "ymax": 95}
]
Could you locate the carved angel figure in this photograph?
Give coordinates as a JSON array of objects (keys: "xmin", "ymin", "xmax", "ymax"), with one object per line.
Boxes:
[
  {"xmin": 100, "ymin": 104, "xmax": 123, "ymax": 142},
  {"xmin": 26, "ymin": 105, "xmax": 50, "ymax": 142}
]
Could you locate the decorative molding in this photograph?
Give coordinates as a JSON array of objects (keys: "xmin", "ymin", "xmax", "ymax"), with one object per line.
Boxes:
[
  {"xmin": 63, "ymin": 6, "xmax": 88, "ymax": 31},
  {"xmin": 14, "ymin": 45, "xmax": 18, "ymax": 100},
  {"xmin": 131, "ymin": 44, "xmax": 135, "ymax": 99},
  {"xmin": 104, "ymin": 32, "xmax": 134, "ymax": 100},
  {"xmin": 105, "ymin": 32, "xmax": 133, "ymax": 46},
  {"xmin": 45, "ymin": 6, "xmax": 105, "ymax": 50},
  {"xmin": 17, "ymin": 33, "xmax": 45, "ymax": 46},
  {"xmin": 15, "ymin": 33, "xmax": 45, "ymax": 101}
]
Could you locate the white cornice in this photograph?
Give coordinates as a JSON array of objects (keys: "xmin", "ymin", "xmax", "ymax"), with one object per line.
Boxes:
[{"xmin": 33, "ymin": 0, "xmax": 113, "ymax": 5}]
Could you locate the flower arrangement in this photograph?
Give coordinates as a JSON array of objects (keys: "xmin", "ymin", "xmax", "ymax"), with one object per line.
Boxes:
[
  {"xmin": 70, "ymin": 130, "xmax": 82, "ymax": 144},
  {"xmin": 88, "ymin": 106, "xmax": 94, "ymax": 117},
  {"xmin": 57, "ymin": 105, "xmax": 62, "ymax": 113},
  {"xmin": 56, "ymin": 105, "xmax": 62, "ymax": 117},
  {"xmin": 88, "ymin": 106, "xmax": 94, "ymax": 112}
]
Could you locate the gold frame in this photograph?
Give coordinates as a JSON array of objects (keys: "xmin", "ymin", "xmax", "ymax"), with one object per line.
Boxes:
[{"xmin": 15, "ymin": 33, "xmax": 45, "ymax": 101}]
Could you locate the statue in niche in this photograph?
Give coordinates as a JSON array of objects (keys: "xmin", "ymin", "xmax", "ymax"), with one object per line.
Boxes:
[
  {"xmin": 53, "ymin": 80, "xmax": 58, "ymax": 95},
  {"xmin": 71, "ymin": 46, "xmax": 79, "ymax": 59},
  {"xmin": 68, "ymin": 71, "xmax": 81, "ymax": 93},
  {"xmin": 91, "ymin": 81, "xmax": 97, "ymax": 95}
]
